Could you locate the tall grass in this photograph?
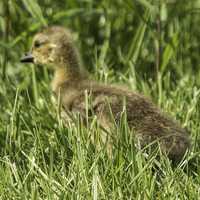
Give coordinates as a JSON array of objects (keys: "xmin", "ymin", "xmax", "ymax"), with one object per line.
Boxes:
[{"xmin": 0, "ymin": 0, "xmax": 200, "ymax": 199}]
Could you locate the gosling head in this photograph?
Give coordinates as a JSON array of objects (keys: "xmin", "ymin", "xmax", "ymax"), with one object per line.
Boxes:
[{"xmin": 21, "ymin": 26, "xmax": 81, "ymax": 71}]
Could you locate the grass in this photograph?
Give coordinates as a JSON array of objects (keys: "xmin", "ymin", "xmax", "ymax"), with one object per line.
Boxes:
[{"xmin": 0, "ymin": 0, "xmax": 200, "ymax": 199}]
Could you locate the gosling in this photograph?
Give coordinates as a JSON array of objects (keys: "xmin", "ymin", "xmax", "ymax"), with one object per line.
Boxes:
[{"xmin": 21, "ymin": 26, "xmax": 190, "ymax": 162}]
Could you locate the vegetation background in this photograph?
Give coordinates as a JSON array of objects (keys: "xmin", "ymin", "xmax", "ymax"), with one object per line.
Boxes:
[{"xmin": 0, "ymin": 0, "xmax": 200, "ymax": 199}]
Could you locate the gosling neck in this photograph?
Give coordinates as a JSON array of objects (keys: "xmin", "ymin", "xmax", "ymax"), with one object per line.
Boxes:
[{"xmin": 51, "ymin": 64, "xmax": 89, "ymax": 94}]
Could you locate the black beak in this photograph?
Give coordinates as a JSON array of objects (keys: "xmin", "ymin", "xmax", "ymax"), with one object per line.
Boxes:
[{"xmin": 20, "ymin": 52, "xmax": 34, "ymax": 63}]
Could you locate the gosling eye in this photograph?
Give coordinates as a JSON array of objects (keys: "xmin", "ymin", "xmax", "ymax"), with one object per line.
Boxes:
[{"xmin": 34, "ymin": 40, "xmax": 42, "ymax": 48}]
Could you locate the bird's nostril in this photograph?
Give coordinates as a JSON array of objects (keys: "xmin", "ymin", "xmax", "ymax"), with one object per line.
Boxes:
[{"xmin": 25, "ymin": 52, "xmax": 32, "ymax": 56}]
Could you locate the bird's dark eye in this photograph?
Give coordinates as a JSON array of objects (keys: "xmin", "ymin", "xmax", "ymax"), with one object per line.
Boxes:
[{"xmin": 34, "ymin": 40, "xmax": 42, "ymax": 48}]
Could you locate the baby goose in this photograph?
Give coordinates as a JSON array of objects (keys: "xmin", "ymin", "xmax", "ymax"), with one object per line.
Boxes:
[{"xmin": 21, "ymin": 26, "xmax": 190, "ymax": 161}]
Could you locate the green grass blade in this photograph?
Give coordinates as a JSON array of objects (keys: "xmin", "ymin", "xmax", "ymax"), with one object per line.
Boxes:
[
  {"xmin": 21, "ymin": 0, "xmax": 47, "ymax": 26},
  {"xmin": 160, "ymin": 32, "xmax": 179, "ymax": 74},
  {"xmin": 126, "ymin": 10, "xmax": 150, "ymax": 65}
]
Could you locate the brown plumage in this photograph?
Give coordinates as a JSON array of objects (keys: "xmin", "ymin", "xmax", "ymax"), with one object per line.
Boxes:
[{"xmin": 21, "ymin": 26, "xmax": 190, "ymax": 161}]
